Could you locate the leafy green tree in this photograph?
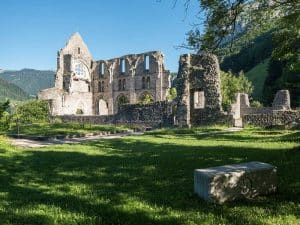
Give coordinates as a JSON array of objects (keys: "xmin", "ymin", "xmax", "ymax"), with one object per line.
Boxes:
[
  {"xmin": 139, "ymin": 93, "xmax": 154, "ymax": 104},
  {"xmin": 183, "ymin": 0, "xmax": 299, "ymax": 106},
  {"xmin": 186, "ymin": 0, "xmax": 298, "ymax": 55},
  {"xmin": 221, "ymin": 71, "xmax": 253, "ymax": 111},
  {"xmin": 0, "ymin": 100, "xmax": 10, "ymax": 119},
  {"xmin": 167, "ymin": 88, "xmax": 177, "ymax": 101},
  {"xmin": 12, "ymin": 100, "xmax": 49, "ymax": 124}
]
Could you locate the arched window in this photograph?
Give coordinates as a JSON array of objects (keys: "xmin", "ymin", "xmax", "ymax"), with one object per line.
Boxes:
[
  {"xmin": 118, "ymin": 79, "xmax": 122, "ymax": 91},
  {"xmin": 142, "ymin": 77, "xmax": 146, "ymax": 89},
  {"xmin": 122, "ymin": 79, "xmax": 126, "ymax": 91},
  {"xmin": 146, "ymin": 77, "xmax": 150, "ymax": 89},
  {"xmin": 101, "ymin": 81, "xmax": 105, "ymax": 92}
]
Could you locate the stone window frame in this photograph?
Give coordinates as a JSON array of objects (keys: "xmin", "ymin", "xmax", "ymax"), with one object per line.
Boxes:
[{"xmin": 193, "ymin": 90, "xmax": 205, "ymax": 109}]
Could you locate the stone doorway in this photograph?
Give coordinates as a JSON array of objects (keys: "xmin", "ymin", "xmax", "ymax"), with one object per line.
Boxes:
[{"xmin": 99, "ymin": 99, "xmax": 108, "ymax": 115}]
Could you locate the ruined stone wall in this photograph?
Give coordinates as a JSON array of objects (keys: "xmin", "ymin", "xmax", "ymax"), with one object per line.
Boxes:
[
  {"xmin": 93, "ymin": 51, "xmax": 170, "ymax": 115},
  {"xmin": 58, "ymin": 101, "xmax": 175, "ymax": 127},
  {"xmin": 243, "ymin": 110, "xmax": 300, "ymax": 127},
  {"xmin": 231, "ymin": 90, "xmax": 299, "ymax": 127},
  {"xmin": 176, "ymin": 53, "xmax": 228, "ymax": 126},
  {"xmin": 38, "ymin": 33, "xmax": 170, "ymax": 117}
]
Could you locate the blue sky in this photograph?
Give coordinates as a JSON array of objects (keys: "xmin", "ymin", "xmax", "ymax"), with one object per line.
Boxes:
[{"xmin": 0, "ymin": 0, "xmax": 202, "ymax": 72}]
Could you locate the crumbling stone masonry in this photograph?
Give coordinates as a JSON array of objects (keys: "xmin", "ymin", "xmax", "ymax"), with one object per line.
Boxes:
[
  {"xmin": 58, "ymin": 101, "xmax": 175, "ymax": 128},
  {"xmin": 38, "ymin": 33, "xmax": 170, "ymax": 116},
  {"xmin": 231, "ymin": 90, "xmax": 300, "ymax": 127},
  {"xmin": 176, "ymin": 53, "xmax": 230, "ymax": 127}
]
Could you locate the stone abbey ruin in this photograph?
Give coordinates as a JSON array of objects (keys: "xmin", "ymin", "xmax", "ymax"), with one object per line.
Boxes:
[
  {"xmin": 39, "ymin": 33, "xmax": 300, "ymax": 127},
  {"xmin": 39, "ymin": 33, "xmax": 170, "ymax": 116}
]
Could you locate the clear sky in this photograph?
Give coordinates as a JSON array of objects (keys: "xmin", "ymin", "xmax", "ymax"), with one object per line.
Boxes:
[{"xmin": 0, "ymin": 0, "xmax": 201, "ymax": 72}]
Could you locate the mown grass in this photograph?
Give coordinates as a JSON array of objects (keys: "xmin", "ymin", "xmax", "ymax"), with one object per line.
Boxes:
[
  {"xmin": 0, "ymin": 127, "xmax": 299, "ymax": 225},
  {"xmin": 6, "ymin": 122, "xmax": 130, "ymax": 137}
]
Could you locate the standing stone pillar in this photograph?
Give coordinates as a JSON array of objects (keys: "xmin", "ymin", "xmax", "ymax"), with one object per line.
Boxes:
[
  {"xmin": 108, "ymin": 62, "xmax": 115, "ymax": 114},
  {"xmin": 272, "ymin": 90, "xmax": 291, "ymax": 110},
  {"xmin": 128, "ymin": 58, "xmax": 138, "ymax": 103},
  {"xmin": 176, "ymin": 54, "xmax": 191, "ymax": 127}
]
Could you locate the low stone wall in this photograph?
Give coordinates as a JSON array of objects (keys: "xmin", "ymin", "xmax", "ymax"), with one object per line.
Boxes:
[
  {"xmin": 241, "ymin": 107, "xmax": 274, "ymax": 115},
  {"xmin": 116, "ymin": 101, "xmax": 174, "ymax": 127},
  {"xmin": 190, "ymin": 108, "xmax": 233, "ymax": 126},
  {"xmin": 243, "ymin": 110, "xmax": 300, "ymax": 127},
  {"xmin": 57, "ymin": 101, "xmax": 175, "ymax": 128},
  {"xmin": 59, "ymin": 115, "xmax": 115, "ymax": 124}
]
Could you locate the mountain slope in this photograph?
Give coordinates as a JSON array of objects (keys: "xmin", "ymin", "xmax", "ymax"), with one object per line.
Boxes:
[
  {"xmin": 245, "ymin": 58, "xmax": 270, "ymax": 101},
  {"xmin": 0, "ymin": 78, "xmax": 30, "ymax": 101},
  {"xmin": 0, "ymin": 69, "xmax": 55, "ymax": 96}
]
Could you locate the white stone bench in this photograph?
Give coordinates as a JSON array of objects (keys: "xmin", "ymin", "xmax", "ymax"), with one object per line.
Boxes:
[{"xmin": 194, "ymin": 161, "xmax": 277, "ymax": 204}]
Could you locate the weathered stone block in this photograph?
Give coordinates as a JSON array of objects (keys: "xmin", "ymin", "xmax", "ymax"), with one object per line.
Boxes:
[{"xmin": 194, "ymin": 161, "xmax": 277, "ymax": 204}]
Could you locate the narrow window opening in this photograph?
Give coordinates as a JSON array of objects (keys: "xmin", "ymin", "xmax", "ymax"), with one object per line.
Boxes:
[
  {"xmin": 120, "ymin": 59, "xmax": 126, "ymax": 74},
  {"xmin": 101, "ymin": 81, "xmax": 105, "ymax": 92},
  {"xmin": 99, "ymin": 82, "xmax": 102, "ymax": 92},
  {"xmin": 118, "ymin": 79, "xmax": 122, "ymax": 91},
  {"xmin": 100, "ymin": 62, "xmax": 105, "ymax": 75},
  {"xmin": 142, "ymin": 77, "xmax": 146, "ymax": 89},
  {"xmin": 90, "ymin": 61, "xmax": 93, "ymax": 69},
  {"xmin": 122, "ymin": 79, "xmax": 126, "ymax": 91},
  {"xmin": 146, "ymin": 77, "xmax": 150, "ymax": 89},
  {"xmin": 78, "ymin": 47, "xmax": 81, "ymax": 54},
  {"xmin": 144, "ymin": 55, "xmax": 150, "ymax": 71}
]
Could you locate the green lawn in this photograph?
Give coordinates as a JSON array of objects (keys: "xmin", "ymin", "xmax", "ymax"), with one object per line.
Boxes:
[
  {"xmin": 6, "ymin": 122, "xmax": 130, "ymax": 137},
  {"xmin": 245, "ymin": 58, "xmax": 270, "ymax": 101},
  {"xmin": 0, "ymin": 127, "xmax": 299, "ymax": 225}
]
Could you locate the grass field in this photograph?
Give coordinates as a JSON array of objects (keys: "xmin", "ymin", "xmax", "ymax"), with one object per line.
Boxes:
[
  {"xmin": 6, "ymin": 122, "xmax": 130, "ymax": 137},
  {"xmin": 0, "ymin": 127, "xmax": 299, "ymax": 225}
]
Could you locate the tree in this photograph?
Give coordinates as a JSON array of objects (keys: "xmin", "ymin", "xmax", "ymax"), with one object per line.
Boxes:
[
  {"xmin": 12, "ymin": 100, "xmax": 49, "ymax": 124},
  {"xmin": 139, "ymin": 93, "xmax": 154, "ymax": 104},
  {"xmin": 221, "ymin": 71, "xmax": 253, "ymax": 111},
  {"xmin": 167, "ymin": 88, "xmax": 177, "ymax": 101},
  {"xmin": 186, "ymin": 0, "xmax": 299, "ymax": 55},
  {"xmin": 0, "ymin": 100, "xmax": 10, "ymax": 119}
]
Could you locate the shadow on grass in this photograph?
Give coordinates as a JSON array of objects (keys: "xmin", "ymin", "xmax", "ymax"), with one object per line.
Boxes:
[{"xmin": 0, "ymin": 136, "xmax": 299, "ymax": 224}]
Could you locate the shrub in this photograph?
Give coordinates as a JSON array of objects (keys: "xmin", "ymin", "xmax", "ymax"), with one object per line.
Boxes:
[
  {"xmin": 221, "ymin": 71, "xmax": 253, "ymax": 111},
  {"xmin": 251, "ymin": 100, "xmax": 263, "ymax": 108},
  {"xmin": 12, "ymin": 100, "xmax": 49, "ymax": 124}
]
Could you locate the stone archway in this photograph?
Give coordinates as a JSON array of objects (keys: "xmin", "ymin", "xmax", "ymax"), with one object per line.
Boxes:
[{"xmin": 99, "ymin": 99, "xmax": 108, "ymax": 115}]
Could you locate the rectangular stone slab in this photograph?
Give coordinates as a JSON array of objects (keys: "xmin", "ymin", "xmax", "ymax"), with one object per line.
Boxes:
[{"xmin": 194, "ymin": 161, "xmax": 277, "ymax": 204}]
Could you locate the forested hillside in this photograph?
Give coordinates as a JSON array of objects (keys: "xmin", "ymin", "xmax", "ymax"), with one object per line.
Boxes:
[
  {"xmin": 0, "ymin": 69, "xmax": 55, "ymax": 96},
  {"xmin": 0, "ymin": 78, "xmax": 30, "ymax": 101}
]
